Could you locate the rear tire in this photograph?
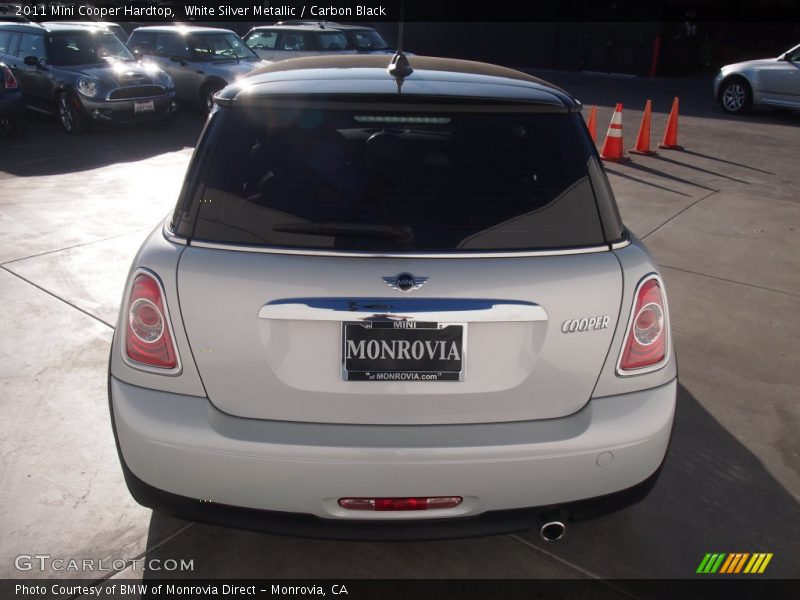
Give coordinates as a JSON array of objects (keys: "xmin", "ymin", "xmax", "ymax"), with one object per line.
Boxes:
[
  {"xmin": 200, "ymin": 82, "xmax": 224, "ymax": 114},
  {"xmin": 719, "ymin": 77, "xmax": 752, "ymax": 114},
  {"xmin": 58, "ymin": 90, "xmax": 88, "ymax": 134}
]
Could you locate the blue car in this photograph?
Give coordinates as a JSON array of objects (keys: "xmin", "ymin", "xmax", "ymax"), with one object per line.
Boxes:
[{"xmin": 0, "ymin": 22, "xmax": 177, "ymax": 133}]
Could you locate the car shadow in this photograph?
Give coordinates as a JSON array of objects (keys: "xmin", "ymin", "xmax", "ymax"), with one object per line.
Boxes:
[
  {"xmin": 0, "ymin": 111, "xmax": 205, "ymax": 178},
  {"xmin": 605, "ymin": 167, "xmax": 693, "ymax": 197},
  {"xmin": 132, "ymin": 382, "xmax": 799, "ymax": 580}
]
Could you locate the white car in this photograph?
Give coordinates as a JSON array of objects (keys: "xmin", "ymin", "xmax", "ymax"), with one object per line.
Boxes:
[
  {"xmin": 109, "ymin": 54, "xmax": 677, "ymax": 541},
  {"xmin": 714, "ymin": 42, "xmax": 800, "ymax": 113}
]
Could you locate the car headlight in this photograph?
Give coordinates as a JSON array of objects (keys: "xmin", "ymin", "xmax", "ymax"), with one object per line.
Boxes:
[
  {"xmin": 161, "ymin": 71, "xmax": 175, "ymax": 89},
  {"xmin": 76, "ymin": 77, "xmax": 99, "ymax": 97}
]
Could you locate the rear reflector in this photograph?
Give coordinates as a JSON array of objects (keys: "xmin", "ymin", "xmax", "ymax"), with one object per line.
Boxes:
[
  {"xmin": 339, "ymin": 497, "xmax": 462, "ymax": 511},
  {"xmin": 618, "ymin": 274, "xmax": 668, "ymax": 373},
  {"xmin": 124, "ymin": 271, "xmax": 178, "ymax": 370}
]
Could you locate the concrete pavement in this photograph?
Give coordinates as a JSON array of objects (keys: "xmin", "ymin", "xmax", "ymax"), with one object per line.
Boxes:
[{"xmin": 0, "ymin": 73, "xmax": 798, "ymax": 587}]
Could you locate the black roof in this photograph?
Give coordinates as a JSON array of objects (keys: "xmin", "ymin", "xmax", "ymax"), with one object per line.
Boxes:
[{"xmin": 220, "ymin": 54, "xmax": 576, "ymax": 109}]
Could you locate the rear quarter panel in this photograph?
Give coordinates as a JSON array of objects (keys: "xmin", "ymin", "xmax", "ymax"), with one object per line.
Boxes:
[{"xmin": 591, "ymin": 235, "xmax": 677, "ymax": 398}]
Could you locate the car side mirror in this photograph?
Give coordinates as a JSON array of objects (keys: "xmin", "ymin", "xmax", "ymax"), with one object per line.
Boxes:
[
  {"xmin": 170, "ymin": 55, "xmax": 187, "ymax": 65},
  {"xmin": 23, "ymin": 55, "xmax": 39, "ymax": 67}
]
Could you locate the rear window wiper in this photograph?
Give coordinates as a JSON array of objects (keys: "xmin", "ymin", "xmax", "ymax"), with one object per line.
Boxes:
[{"xmin": 273, "ymin": 223, "xmax": 413, "ymax": 240}]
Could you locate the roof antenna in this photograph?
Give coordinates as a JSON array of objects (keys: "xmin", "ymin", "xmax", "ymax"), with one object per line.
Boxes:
[{"xmin": 387, "ymin": 1, "xmax": 412, "ymax": 86}]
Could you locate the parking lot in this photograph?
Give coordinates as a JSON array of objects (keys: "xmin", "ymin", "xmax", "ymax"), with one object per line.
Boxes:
[{"xmin": 1, "ymin": 71, "xmax": 798, "ymax": 586}]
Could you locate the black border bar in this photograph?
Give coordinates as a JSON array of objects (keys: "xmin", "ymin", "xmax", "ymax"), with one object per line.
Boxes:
[{"xmin": 11, "ymin": 0, "xmax": 800, "ymax": 23}]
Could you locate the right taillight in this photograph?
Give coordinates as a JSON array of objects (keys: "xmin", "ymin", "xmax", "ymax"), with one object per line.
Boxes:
[
  {"xmin": 618, "ymin": 275, "xmax": 668, "ymax": 374},
  {"xmin": 124, "ymin": 271, "xmax": 179, "ymax": 371},
  {"xmin": 3, "ymin": 66, "xmax": 18, "ymax": 89}
]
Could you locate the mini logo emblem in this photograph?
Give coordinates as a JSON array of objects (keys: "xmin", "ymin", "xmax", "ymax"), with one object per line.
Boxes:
[{"xmin": 382, "ymin": 273, "xmax": 428, "ymax": 293}]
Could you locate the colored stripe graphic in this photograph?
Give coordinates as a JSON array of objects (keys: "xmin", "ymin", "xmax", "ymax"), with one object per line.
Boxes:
[
  {"xmin": 719, "ymin": 554, "xmax": 736, "ymax": 574},
  {"xmin": 734, "ymin": 553, "xmax": 750, "ymax": 573},
  {"xmin": 697, "ymin": 554, "xmax": 714, "ymax": 573},
  {"xmin": 701, "ymin": 553, "xmax": 774, "ymax": 574},
  {"xmin": 758, "ymin": 554, "xmax": 773, "ymax": 573},
  {"xmin": 710, "ymin": 553, "xmax": 726, "ymax": 573},
  {"xmin": 723, "ymin": 553, "xmax": 749, "ymax": 573},
  {"xmin": 697, "ymin": 553, "xmax": 727, "ymax": 573}
]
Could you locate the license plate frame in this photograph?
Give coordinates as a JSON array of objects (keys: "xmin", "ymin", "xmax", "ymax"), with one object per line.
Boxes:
[
  {"xmin": 342, "ymin": 321, "xmax": 466, "ymax": 382},
  {"xmin": 133, "ymin": 100, "xmax": 156, "ymax": 114}
]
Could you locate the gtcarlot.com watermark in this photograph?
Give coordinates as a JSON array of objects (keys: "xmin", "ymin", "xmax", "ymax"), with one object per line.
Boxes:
[{"xmin": 15, "ymin": 553, "xmax": 194, "ymax": 572}]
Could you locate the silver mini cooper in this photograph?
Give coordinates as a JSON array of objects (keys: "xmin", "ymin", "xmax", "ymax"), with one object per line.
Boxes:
[{"xmin": 109, "ymin": 54, "xmax": 677, "ymax": 541}]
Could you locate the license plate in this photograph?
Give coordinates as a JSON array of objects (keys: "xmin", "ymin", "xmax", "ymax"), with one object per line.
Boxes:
[
  {"xmin": 342, "ymin": 321, "xmax": 465, "ymax": 382},
  {"xmin": 134, "ymin": 100, "xmax": 155, "ymax": 114}
]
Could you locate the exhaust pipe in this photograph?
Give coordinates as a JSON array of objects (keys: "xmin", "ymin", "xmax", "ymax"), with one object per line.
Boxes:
[{"xmin": 538, "ymin": 511, "xmax": 566, "ymax": 542}]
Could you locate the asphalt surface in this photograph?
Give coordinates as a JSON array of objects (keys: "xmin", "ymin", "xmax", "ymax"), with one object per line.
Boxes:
[{"xmin": 0, "ymin": 72, "xmax": 798, "ymax": 590}]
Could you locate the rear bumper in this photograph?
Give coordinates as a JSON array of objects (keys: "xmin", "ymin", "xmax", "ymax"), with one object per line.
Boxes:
[{"xmin": 110, "ymin": 376, "xmax": 676, "ymax": 538}]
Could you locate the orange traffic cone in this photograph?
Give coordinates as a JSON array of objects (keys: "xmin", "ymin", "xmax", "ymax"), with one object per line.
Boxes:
[
  {"xmin": 586, "ymin": 105, "xmax": 597, "ymax": 143},
  {"xmin": 629, "ymin": 99, "xmax": 656, "ymax": 155},
  {"xmin": 658, "ymin": 97, "xmax": 683, "ymax": 150},
  {"xmin": 600, "ymin": 103, "xmax": 627, "ymax": 161}
]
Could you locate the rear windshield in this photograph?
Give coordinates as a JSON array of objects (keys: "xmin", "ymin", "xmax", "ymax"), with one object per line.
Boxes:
[{"xmin": 188, "ymin": 107, "xmax": 607, "ymax": 252}]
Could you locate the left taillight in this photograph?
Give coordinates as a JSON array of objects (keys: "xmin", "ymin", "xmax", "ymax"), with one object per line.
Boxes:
[
  {"xmin": 617, "ymin": 274, "xmax": 669, "ymax": 374},
  {"xmin": 3, "ymin": 66, "xmax": 18, "ymax": 89},
  {"xmin": 124, "ymin": 271, "xmax": 179, "ymax": 370}
]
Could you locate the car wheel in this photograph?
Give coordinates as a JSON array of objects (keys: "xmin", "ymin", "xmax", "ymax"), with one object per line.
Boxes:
[
  {"xmin": 200, "ymin": 82, "xmax": 223, "ymax": 113},
  {"xmin": 58, "ymin": 90, "xmax": 88, "ymax": 133},
  {"xmin": 720, "ymin": 77, "xmax": 752, "ymax": 114}
]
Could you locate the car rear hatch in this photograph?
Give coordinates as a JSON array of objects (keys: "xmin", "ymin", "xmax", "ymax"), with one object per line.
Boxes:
[{"xmin": 175, "ymin": 101, "xmax": 624, "ymax": 425}]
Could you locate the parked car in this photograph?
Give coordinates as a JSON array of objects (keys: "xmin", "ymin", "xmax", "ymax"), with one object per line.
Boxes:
[
  {"xmin": 715, "ymin": 42, "xmax": 800, "ymax": 113},
  {"xmin": 127, "ymin": 26, "xmax": 266, "ymax": 112},
  {"xmin": 109, "ymin": 53, "xmax": 677, "ymax": 541},
  {"xmin": 324, "ymin": 23, "xmax": 395, "ymax": 54},
  {"xmin": 0, "ymin": 60, "xmax": 25, "ymax": 133},
  {"xmin": 50, "ymin": 21, "xmax": 129, "ymax": 42},
  {"xmin": 0, "ymin": 22, "xmax": 177, "ymax": 133},
  {"xmin": 0, "ymin": 3, "xmax": 28, "ymax": 23},
  {"xmin": 242, "ymin": 23, "xmax": 355, "ymax": 60}
]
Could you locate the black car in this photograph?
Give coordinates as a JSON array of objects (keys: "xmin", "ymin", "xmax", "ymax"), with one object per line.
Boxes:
[
  {"xmin": 0, "ymin": 22, "xmax": 177, "ymax": 133},
  {"xmin": 0, "ymin": 60, "xmax": 24, "ymax": 133}
]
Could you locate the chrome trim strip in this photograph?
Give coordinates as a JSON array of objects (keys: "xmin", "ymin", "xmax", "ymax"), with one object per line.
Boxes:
[
  {"xmin": 259, "ymin": 298, "xmax": 548, "ymax": 323},
  {"xmin": 611, "ymin": 239, "xmax": 631, "ymax": 250},
  {"xmin": 162, "ymin": 219, "xmax": 188, "ymax": 245},
  {"xmin": 615, "ymin": 272, "xmax": 672, "ymax": 377},
  {"xmin": 189, "ymin": 240, "xmax": 610, "ymax": 259},
  {"xmin": 119, "ymin": 267, "xmax": 183, "ymax": 377}
]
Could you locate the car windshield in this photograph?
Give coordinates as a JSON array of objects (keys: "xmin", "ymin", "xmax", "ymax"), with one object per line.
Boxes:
[
  {"xmin": 190, "ymin": 33, "xmax": 258, "ymax": 61},
  {"xmin": 50, "ymin": 31, "xmax": 134, "ymax": 66},
  {"xmin": 347, "ymin": 29, "xmax": 390, "ymax": 51},
  {"xmin": 188, "ymin": 107, "xmax": 607, "ymax": 252}
]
